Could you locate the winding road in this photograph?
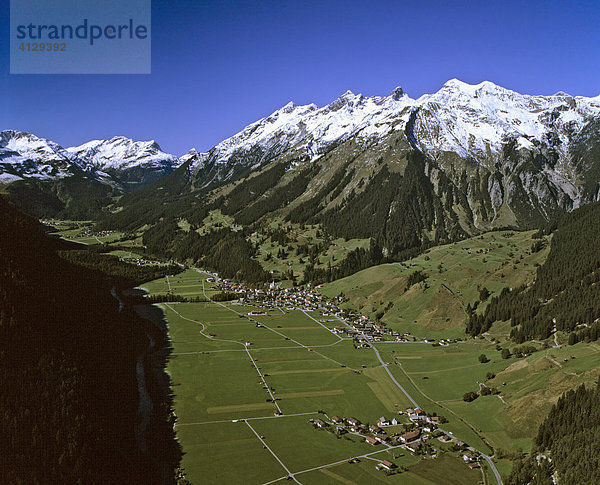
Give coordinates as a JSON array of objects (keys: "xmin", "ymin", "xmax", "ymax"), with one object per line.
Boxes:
[
  {"xmin": 335, "ymin": 315, "xmax": 503, "ymax": 484},
  {"xmin": 181, "ymin": 270, "xmax": 503, "ymax": 484}
]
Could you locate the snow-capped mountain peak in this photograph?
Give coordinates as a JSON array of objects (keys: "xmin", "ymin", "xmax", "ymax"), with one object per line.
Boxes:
[
  {"xmin": 0, "ymin": 130, "xmax": 86, "ymax": 182},
  {"xmin": 411, "ymin": 80, "xmax": 600, "ymax": 159},
  {"xmin": 183, "ymin": 79, "xmax": 600, "ymax": 196},
  {"xmin": 67, "ymin": 136, "xmax": 179, "ymax": 172},
  {"xmin": 389, "ymin": 86, "xmax": 406, "ymax": 100},
  {"xmin": 0, "ymin": 130, "xmax": 182, "ymax": 189}
]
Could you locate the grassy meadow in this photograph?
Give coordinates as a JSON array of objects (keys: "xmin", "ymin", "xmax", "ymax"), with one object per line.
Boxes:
[
  {"xmin": 139, "ymin": 270, "xmax": 498, "ymax": 483},
  {"xmin": 45, "ymin": 219, "xmax": 600, "ymax": 483},
  {"xmin": 321, "ymin": 230, "xmax": 550, "ymax": 339},
  {"xmin": 136, "ymin": 264, "xmax": 600, "ymax": 484}
]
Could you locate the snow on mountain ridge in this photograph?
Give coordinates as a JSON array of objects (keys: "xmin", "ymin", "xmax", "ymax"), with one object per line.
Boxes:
[
  {"xmin": 0, "ymin": 130, "xmax": 86, "ymax": 181},
  {"xmin": 0, "ymin": 131, "xmax": 183, "ymax": 188},
  {"xmin": 3, "ymin": 80, "xmax": 600, "ymax": 186},
  {"xmin": 193, "ymin": 79, "xmax": 600, "ymax": 171},
  {"xmin": 67, "ymin": 136, "xmax": 180, "ymax": 171},
  {"xmin": 413, "ymin": 80, "xmax": 600, "ymax": 159},
  {"xmin": 1, "ymin": 130, "xmax": 81, "ymax": 166},
  {"xmin": 200, "ymin": 87, "xmax": 416, "ymax": 167}
]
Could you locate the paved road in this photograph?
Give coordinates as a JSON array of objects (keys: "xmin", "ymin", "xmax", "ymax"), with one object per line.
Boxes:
[
  {"xmin": 191, "ymin": 270, "xmax": 503, "ymax": 484},
  {"xmin": 479, "ymin": 449, "xmax": 503, "ymax": 485},
  {"xmin": 334, "ymin": 316, "xmax": 503, "ymax": 484},
  {"xmin": 334, "ymin": 315, "xmax": 419, "ymax": 407},
  {"xmin": 302, "ymin": 310, "xmax": 344, "ymax": 341},
  {"xmin": 245, "ymin": 420, "xmax": 301, "ymax": 484},
  {"xmin": 369, "ymin": 339, "xmax": 420, "ymax": 409}
]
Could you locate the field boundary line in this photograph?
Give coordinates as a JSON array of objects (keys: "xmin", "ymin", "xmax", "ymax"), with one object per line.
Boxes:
[
  {"xmin": 301, "ymin": 310, "xmax": 344, "ymax": 341},
  {"xmin": 245, "ymin": 420, "xmax": 300, "ymax": 484},
  {"xmin": 176, "ymin": 411, "xmax": 319, "ymax": 427}
]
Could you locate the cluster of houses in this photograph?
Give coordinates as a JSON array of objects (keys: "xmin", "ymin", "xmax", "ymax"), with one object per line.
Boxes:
[
  {"xmin": 343, "ymin": 314, "xmax": 399, "ymax": 345},
  {"xmin": 309, "ymin": 408, "xmax": 481, "ymax": 473},
  {"xmin": 118, "ymin": 256, "xmax": 167, "ymax": 266},
  {"xmin": 436, "ymin": 436, "xmax": 481, "ymax": 468},
  {"xmin": 203, "ymin": 271, "xmax": 454, "ymax": 345},
  {"xmin": 210, "ymin": 278, "xmax": 342, "ymax": 314},
  {"xmin": 309, "ymin": 408, "xmax": 450, "ymax": 456},
  {"xmin": 77, "ymin": 227, "xmax": 114, "ymax": 238},
  {"xmin": 335, "ymin": 315, "xmax": 457, "ymax": 346}
]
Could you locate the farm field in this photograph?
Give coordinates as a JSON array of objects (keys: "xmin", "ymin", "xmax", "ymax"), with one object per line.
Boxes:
[
  {"xmin": 46, "ymin": 222, "xmax": 124, "ymax": 244},
  {"xmin": 142, "ymin": 270, "xmax": 497, "ymax": 484},
  {"xmin": 377, "ymin": 340, "xmax": 600, "ymax": 455},
  {"xmin": 139, "ymin": 266, "xmax": 600, "ymax": 484},
  {"xmin": 46, "ymin": 220, "xmax": 145, "ymax": 247}
]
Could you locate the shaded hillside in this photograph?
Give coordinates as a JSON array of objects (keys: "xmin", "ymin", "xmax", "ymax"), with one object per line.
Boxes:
[
  {"xmin": 468, "ymin": 201, "xmax": 600, "ymax": 342},
  {"xmin": 3, "ymin": 175, "xmax": 116, "ymax": 219},
  {"xmin": 98, "ymin": 148, "xmax": 475, "ymax": 283},
  {"xmin": 0, "ymin": 199, "xmax": 180, "ymax": 483},
  {"xmin": 96, "ymin": 160, "xmax": 211, "ymax": 232},
  {"xmin": 88, "ymin": 80, "xmax": 600, "ymax": 285},
  {"xmin": 508, "ymin": 383, "xmax": 600, "ymax": 484},
  {"xmin": 100, "ymin": 80, "xmax": 600, "ymax": 245},
  {"xmin": 95, "ymin": 136, "xmax": 579, "ymax": 289}
]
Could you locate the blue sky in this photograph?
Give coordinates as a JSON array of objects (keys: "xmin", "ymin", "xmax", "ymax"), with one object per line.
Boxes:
[{"xmin": 1, "ymin": 0, "xmax": 599, "ymax": 155}]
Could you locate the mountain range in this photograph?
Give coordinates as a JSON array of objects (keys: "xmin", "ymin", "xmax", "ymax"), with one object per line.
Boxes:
[
  {"xmin": 0, "ymin": 130, "xmax": 181, "ymax": 188},
  {"xmin": 3, "ymin": 79, "xmax": 600, "ymax": 238},
  {"xmin": 183, "ymin": 79, "xmax": 600, "ymax": 225}
]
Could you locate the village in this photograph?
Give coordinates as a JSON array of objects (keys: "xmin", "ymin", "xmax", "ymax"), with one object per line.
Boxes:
[
  {"xmin": 133, "ymin": 266, "xmax": 507, "ymax": 482},
  {"xmin": 200, "ymin": 271, "xmax": 483, "ymax": 476},
  {"xmin": 207, "ymin": 274, "xmax": 456, "ymax": 347},
  {"xmin": 309, "ymin": 408, "xmax": 481, "ymax": 474}
]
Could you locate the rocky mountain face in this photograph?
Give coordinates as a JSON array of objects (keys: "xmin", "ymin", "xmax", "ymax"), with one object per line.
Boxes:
[
  {"xmin": 178, "ymin": 79, "xmax": 600, "ymax": 234},
  {"xmin": 4, "ymin": 80, "xmax": 600, "ymax": 247},
  {"xmin": 67, "ymin": 136, "xmax": 180, "ymax": 189},
  {"xmin": 0, "ymin": 130, "xmax": 181, "ymax": 189}
]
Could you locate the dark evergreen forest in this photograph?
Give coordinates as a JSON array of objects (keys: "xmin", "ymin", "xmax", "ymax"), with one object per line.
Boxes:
[
  {"xmin": 508, "ymin": 383, "xmax": 600, "ymax": 484},
  {"xmin": 467, "ymin": 201, "xmax": 600, "ymax": 343},
  {"xmin": 0, "ymin": 198, "xmax": 180, "ymax": 483},
  {"xmin": 319, "ymin": 152, "xmax": 466, "ymax": 257}
]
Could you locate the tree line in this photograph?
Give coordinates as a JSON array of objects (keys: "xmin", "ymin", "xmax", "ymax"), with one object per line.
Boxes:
[
  {"xmin": 467, "ymin": 201, "xmax": 600, "ymax": 342},
  {"xmin": 508, "ymin": 382, "xmax": 600, "ymax": 484}
]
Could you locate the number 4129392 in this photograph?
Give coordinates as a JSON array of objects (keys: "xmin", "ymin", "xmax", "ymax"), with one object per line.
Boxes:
[{"xmin": 18, "ymin": 43, "xmax": 67, "ymax": 52}]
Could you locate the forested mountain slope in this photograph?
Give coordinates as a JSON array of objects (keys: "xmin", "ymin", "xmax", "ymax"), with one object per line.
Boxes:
[
  {"xmin": 0, "ymin": 199, "xmax": 180, "ymax": 483},
  {"xmin": 105, "ymin": 80, "xmax": 600, "ymax": 238},
  {"xmin": 467, "ymin": 201, "xmax": 600, "ymax": 342},
  {"xmin": 508, "ymin": 383, "xmax": 600, "ymax": 484}
]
